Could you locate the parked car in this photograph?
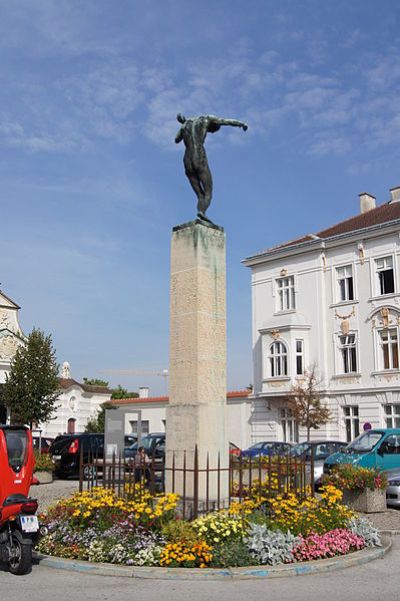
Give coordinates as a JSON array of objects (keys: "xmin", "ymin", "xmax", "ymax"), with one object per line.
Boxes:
[
  {"xmin": 32, "ymin": 436, "xmax": 54, "ymax": 455},
  {"xmin": 124, "ymin": 434, "xmax": 137, "ymax": 448},
  {"xmin": 49, "ymin": 433, "xmax": 104, "ymax": 479},
  {"xmin": 290, "ymin": 440, "xmax": 347, "ymax": 487},
  {"xmin": 241, "ymin": 441, "xmax": 293, "ymax": 458},
  {"xmin": 323, "ymin": 429, "xmax": 400, "ymax": 477},
  {"xmin": 386, "ymin": 468, "xmax": 400, "ymax": 508},
  {"xmin": 124, "ymin": 433, "xmax": 165, "ymax": 461}
]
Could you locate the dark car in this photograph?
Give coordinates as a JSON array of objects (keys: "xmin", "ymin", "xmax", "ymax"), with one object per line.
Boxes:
[
  {"xmin": 241, "ymin": 441, "xmax": 293, "ymax": 458},
  {"xmin": 124, "ymin": 434, "xmax": 137, "ymax": 448},
  {"xmin": 49, "ymin": 433, "xmax": 104, "ymax": 479},
  {"xmin": 32, "ymin": 436, "xmax": 54, "ymax": 454},
  {"xmin": 291, "ymin": 440, "xmax": 348, "ymax": 487},
  {"xmin": 124, "ymin": 433, "xmax": 165, "ymax": 461}
]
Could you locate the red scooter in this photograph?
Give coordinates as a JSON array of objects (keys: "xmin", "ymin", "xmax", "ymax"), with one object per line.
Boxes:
[{"xmin": 0, "ymin": 425, "xmax": 39, "ymax": 575}]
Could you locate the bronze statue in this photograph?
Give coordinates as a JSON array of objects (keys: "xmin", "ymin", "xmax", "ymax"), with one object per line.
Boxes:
[{"xmin": 175, "ymin": 113, "xmax": 248, "ymax": 222}]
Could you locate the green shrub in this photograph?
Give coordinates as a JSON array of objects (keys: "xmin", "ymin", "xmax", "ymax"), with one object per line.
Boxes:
[
  {"xmin": 34, "ymin": 450, "xmax": 55, "ymax": 473},
  {"xmin": 210, "ymin": 539, "xmax": 255, "ymax": 568},
  {"xmin": 161, "ymin": 519, "xmax": 197, "ymax": 546}
]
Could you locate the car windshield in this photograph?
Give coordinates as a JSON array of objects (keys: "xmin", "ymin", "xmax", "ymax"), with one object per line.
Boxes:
[
  {"xmin": 290, "ymin": 443, "xmax": 309, "ymax": 457},
  {"xmin": 346, "ymin": 432, "xmax": 384, "ymax": 453},
  {"xmin": 249, "ymin": 442, "xmax": 265, "ymax": 450},
  {"xmin": 5, "ymin": 429, "xmax": 28, "ymax": 468}
]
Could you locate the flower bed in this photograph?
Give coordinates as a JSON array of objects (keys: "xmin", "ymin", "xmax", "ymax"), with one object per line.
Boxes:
[{"xmin": 37, "ymin": 484, "xmax": 381, "ymax": 568}]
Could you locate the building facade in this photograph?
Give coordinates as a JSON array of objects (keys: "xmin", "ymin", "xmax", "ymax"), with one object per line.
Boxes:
[
  {"xmin": 39, "ymin": 362, "xmax": 112, "ymax": 438},
  {"xmin": 0, "ymin": 290, "xmax": 25, "ymax": 422},
  {"xmin": 243, "ymin": 188, "xmax": 400, "ymax": 443},
  {"xmin": 110, "ymin": 388, "xmax": 252, "ymax": 450}
]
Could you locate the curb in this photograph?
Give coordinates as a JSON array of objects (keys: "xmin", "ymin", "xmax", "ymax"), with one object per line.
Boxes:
[{"xmin": 34, "ymin": 535, "xmax": 392, "ymax": 580}]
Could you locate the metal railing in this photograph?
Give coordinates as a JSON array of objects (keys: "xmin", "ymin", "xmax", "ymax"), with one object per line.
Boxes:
[{"xmin": 78, "ymin": 446, "xmax": 312, "ymax": 520}]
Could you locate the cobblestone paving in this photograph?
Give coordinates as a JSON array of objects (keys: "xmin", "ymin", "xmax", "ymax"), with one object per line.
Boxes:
[
  {"xmin": 29, "ymin": 479, "xmax": 79, "ymax": 512},
  {"xmin": 360, "ymin": 507, "xmax": 400, "ymax": 531}
]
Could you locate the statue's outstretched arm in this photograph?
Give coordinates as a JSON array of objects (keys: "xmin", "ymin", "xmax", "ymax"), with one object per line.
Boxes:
[
  {"xmin": 175, "ymin": 129, "xmax": 183, "ymax": 143},
  {"xmin": 212, "ymin": 117, "xmax": 248, "ymax": 130}
]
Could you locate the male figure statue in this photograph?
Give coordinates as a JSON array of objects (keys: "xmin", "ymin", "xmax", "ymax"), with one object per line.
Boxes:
[{"xmin": 175, "ymin": 113, "xmax": 248, "ymax": 222}]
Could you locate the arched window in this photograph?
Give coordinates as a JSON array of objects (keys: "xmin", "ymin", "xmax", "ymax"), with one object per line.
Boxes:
[
  {"xmin": 269, "ymin": 341, "xmax": 288, "ymax": 377},
  {"xmin": 67, "ymin": 418, "xmax": 76, "ymax": 434}
]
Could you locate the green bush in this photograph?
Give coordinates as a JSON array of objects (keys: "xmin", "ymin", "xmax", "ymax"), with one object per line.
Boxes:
[
  {"xmin": 161, "ymin": 519, "xmax": 197, "ymax": 546},
  {"xmin": 34, "ymin": 450, "xmax": 55, "ymax": 473},
  {"xmin": 210, "ymin": 539, "xmax": 255, "ymax": 568}
]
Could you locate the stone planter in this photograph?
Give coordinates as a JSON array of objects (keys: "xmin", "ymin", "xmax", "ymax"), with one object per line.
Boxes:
[
  {"xmin": 342, "ymin": 488, "xmax": 386, "ymax": 513},
  {"xmin": 34, "ymin": 471, "xmax": 54, "ymax": 484}
]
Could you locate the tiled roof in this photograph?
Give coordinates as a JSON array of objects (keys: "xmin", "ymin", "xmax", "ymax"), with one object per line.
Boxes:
[
  {"xmin": 268, "ymin": 201, "xmax": 400, "ymax": 252},
  {"xmin": 59, "ymin": 378, "xmax": 111, "ymax": 394},
  {"xmin": 110, "ymin": 390, "xmax": 250, "ymax": 406}
]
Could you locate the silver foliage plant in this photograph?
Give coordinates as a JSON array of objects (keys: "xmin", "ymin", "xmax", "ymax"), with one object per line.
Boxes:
[
  {"xmin": 244, "ymin": 523, "xmax": 300, "ymax": 565},
  {"xmin": 349, "ymin": 517, "xmax": 381, "ymax": 547}
]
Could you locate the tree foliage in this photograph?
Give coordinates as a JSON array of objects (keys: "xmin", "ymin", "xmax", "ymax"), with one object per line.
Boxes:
[
  {"xmin": 85, "ymin": 402, "xmax": 114, "ymax": 433},
  {"xmin": 4, "ymin": 328, "xmax": 59, "ymax": 428},
  {"xmin": 83, "ymin": 377, "xmax": 109, "ymax": 387},
  {"xmin": 285, "ymin": 365, "xmax": 331, "ymax": 440},
  {"xmin": 111, "ymin": 384, "xmax": 138, "ymax": 400}
]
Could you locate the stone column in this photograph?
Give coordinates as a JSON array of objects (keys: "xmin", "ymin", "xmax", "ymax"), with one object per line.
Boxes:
[{"xmin": 166, "ymin": 219, "xmax": 228, "ymax": 503}]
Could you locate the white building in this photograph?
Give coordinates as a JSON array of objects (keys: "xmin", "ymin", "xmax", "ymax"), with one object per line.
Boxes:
[
  {"xmin": 243, "ymin": 187, "xmax": 400, "ymax": 444},
  {"xmin": 110, "ymin": 387, "xmax": 252, "ymax": 450},
  {"xmin": 41, "ymin": 362, "xmax": 112, "ymax": 438},
  {"xmin": 0, "ymin": 290, "xmax": 25, "ymax": 422}
]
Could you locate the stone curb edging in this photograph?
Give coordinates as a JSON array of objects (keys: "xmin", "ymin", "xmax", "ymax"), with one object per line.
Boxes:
[{"xmin": 33, "ymin": 535, "xmax": 391, "ymax": 580}]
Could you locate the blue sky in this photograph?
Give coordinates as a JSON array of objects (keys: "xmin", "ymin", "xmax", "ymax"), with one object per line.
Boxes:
[{"xmin": 1, "ymin": 1, "xmax": 400, "ymax": 394}]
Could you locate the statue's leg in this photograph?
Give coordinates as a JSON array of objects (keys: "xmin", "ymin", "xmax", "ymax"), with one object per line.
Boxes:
[
  {"xmin": 186, "ymin": 169, "xmax": 205, "ymax": 206},
  {"xmin": 200, "ymin": 163, "xmax": 213, "ymax": 214}
]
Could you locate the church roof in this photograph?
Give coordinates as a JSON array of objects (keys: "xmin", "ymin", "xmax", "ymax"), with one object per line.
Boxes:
[{"xmin": 59, "ymin": 378, "xmax": 111, "ymax": 394}]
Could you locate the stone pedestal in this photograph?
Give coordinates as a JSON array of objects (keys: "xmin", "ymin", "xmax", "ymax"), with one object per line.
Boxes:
[{"xmin": 166, "ymin": 220, "xmax": 228, "ymax": 503}]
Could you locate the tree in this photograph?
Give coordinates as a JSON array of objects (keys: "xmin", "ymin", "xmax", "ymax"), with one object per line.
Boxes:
[
  {"xmin": 4, "ymin": 328, "xmax": 59, "ymax": 429},
  {"xmin": 111, "ymin": 384, "xmax": 138, "ymax": 400},
  {"xmin": 285, "ymin": 365, "xmax": 331, "ymax": 441},
  {"xmin": 85, "ymin": 402, "xmax": 114, "ymax": 433},
  {"xmin": 83, "ymin": 377, "xmax": 109, "ymax": 387}
]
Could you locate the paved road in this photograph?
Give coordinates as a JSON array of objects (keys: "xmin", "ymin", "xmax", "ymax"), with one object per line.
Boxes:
[{"xmin": 1, "ymin": 536, "xmax": 400, "ymax": 601}]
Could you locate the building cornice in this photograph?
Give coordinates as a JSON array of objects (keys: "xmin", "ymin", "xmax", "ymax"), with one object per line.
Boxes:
[{"xmin": 243, "ymin": 218, "xmax": 400, "ymax": 267}]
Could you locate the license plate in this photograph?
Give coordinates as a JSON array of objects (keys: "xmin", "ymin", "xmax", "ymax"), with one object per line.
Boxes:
[
  {"xmin": 52, "ymin": 455, "xmax": 61, "ymax": 462},
  {"xmin": 20, "ymin": 515, "xmax": 39, "ymax": 533}
]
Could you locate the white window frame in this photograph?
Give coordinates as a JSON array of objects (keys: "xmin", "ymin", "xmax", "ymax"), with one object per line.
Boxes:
[
  {"xmin": 374, "ymin": 255, "xmax": 395, "ymax": 296},
  {"xmin": 295, "ymin": 339, "xmax": 304, "ymax": 375},
  {"xmin": 275, "ymin": 275, "xmax": 295, "ymax": 312},
  {"xmin": 338, "ymin": 333, "xmax": 358, "ymax": 374},
  {"xmin": 343, "ymin": 405, "xmax": 360, "ymax": 442},
  {"xmin": 384, "ymin": 404, "xmax": 400, "ymax": 428},
  {"xmin": 336, "ymin": 264, "xmax": 354, "ymax": 302},
  {"xmin": 269, "ymin": 340, "xmax": 288, "ymax": 377},
  {"xmin": 129, "ymin": 420, "xmax": 150, "ymax": 435},
  {"xmin": 378, "ymin": 327, "xmax": 399, "ymax": 371},
  {"xmin": 280, "ymin": 408, "xmax": 299, "ymax": 443}
]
